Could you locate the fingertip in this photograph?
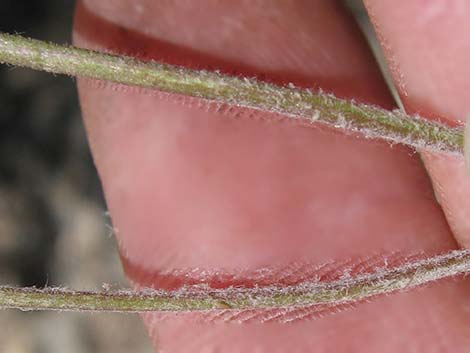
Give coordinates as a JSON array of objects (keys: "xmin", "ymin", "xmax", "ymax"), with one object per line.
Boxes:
[{"xmin": 365, "ymin": 0, "xmax": 470, "ymax": 249}]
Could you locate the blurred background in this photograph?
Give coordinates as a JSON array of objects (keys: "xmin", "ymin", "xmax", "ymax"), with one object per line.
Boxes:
[{"xmin": 0, "ymin": 1, "xmax": 153, "ymax": 352}]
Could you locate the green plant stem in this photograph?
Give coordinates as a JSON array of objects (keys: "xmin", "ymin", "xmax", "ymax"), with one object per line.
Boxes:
[
  {"xmin": 0, "ymin": 32, "xmax": 464, "ymax": 155},
  {"xmin": 1, "ymin": 250, "xmax": 469, "ymax": 313},
  {"xmin": 0, "ymin": 33, "xmax": 469, "ymax": 314}
]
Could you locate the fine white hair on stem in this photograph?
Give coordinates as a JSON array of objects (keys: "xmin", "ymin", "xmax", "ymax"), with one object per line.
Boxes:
[
  {"xmin": 0, "ymin": 33, "xmax": 469, "ymax": 316},
  {"xmin": 0, "ymin": 249, "xmax": 469, "ymax": 313},
  {"xmin": 0, "ymin": 32, "xmax": 465, "ymax": 156}
]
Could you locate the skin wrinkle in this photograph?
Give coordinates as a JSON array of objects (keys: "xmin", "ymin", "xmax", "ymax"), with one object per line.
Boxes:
[
  {"xmin": 121, "ymin": 250, "xmax": 428, "ymax": 292},
  {"xmin": 81, "ymin": 0, "xmax": 364, "ymax": 76},
  {"xmin": 74, "ymin": 1, "xmax": 394, "ymax": 105}
]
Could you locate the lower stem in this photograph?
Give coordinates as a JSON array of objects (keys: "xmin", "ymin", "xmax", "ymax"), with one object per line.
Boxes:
[{"xmin": 1, "ymin": 250, "xmax": 469, "ymax": 313}]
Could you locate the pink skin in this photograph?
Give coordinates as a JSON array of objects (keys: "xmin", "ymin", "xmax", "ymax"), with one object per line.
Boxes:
[
  {"xmin": 74, "ymin": 1, "xmax": 470, "ymax": 352},
  {"xmin": 365, "ymin": 0, "xmax": 470, "ymax": 248}
]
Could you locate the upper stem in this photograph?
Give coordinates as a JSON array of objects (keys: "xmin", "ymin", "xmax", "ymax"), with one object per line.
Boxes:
[{"xmin": 0, "ymin": 32, "xmax": 464, "ymax": 155}]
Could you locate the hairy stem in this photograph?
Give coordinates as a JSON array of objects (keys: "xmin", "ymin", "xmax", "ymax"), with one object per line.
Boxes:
[
  {"xmin": 1, "ymin": 250, "xmax": 469, "ymax": 313},
  {"xmin": 0, "ymin": 33, "xmax": 469, "ymax": 314},
  {"xmin": 0, "ymin": 32, "xmax": 464, "ymax": 155}
]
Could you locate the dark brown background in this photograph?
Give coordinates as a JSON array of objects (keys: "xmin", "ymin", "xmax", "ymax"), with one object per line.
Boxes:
[{"xmin": 0, "ymin": 1, "xmax": 152, "ymax": 352}]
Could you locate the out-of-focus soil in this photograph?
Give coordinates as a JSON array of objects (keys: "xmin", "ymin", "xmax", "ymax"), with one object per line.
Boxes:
[{"xmin": 0, "ymin": 1, "xmax": 152, "ymax": 352}]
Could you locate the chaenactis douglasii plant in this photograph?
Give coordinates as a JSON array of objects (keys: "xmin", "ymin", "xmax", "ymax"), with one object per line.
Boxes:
[{"xmin": 0, "ymin": 31, "xmax": 469, "ymax": 314}]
